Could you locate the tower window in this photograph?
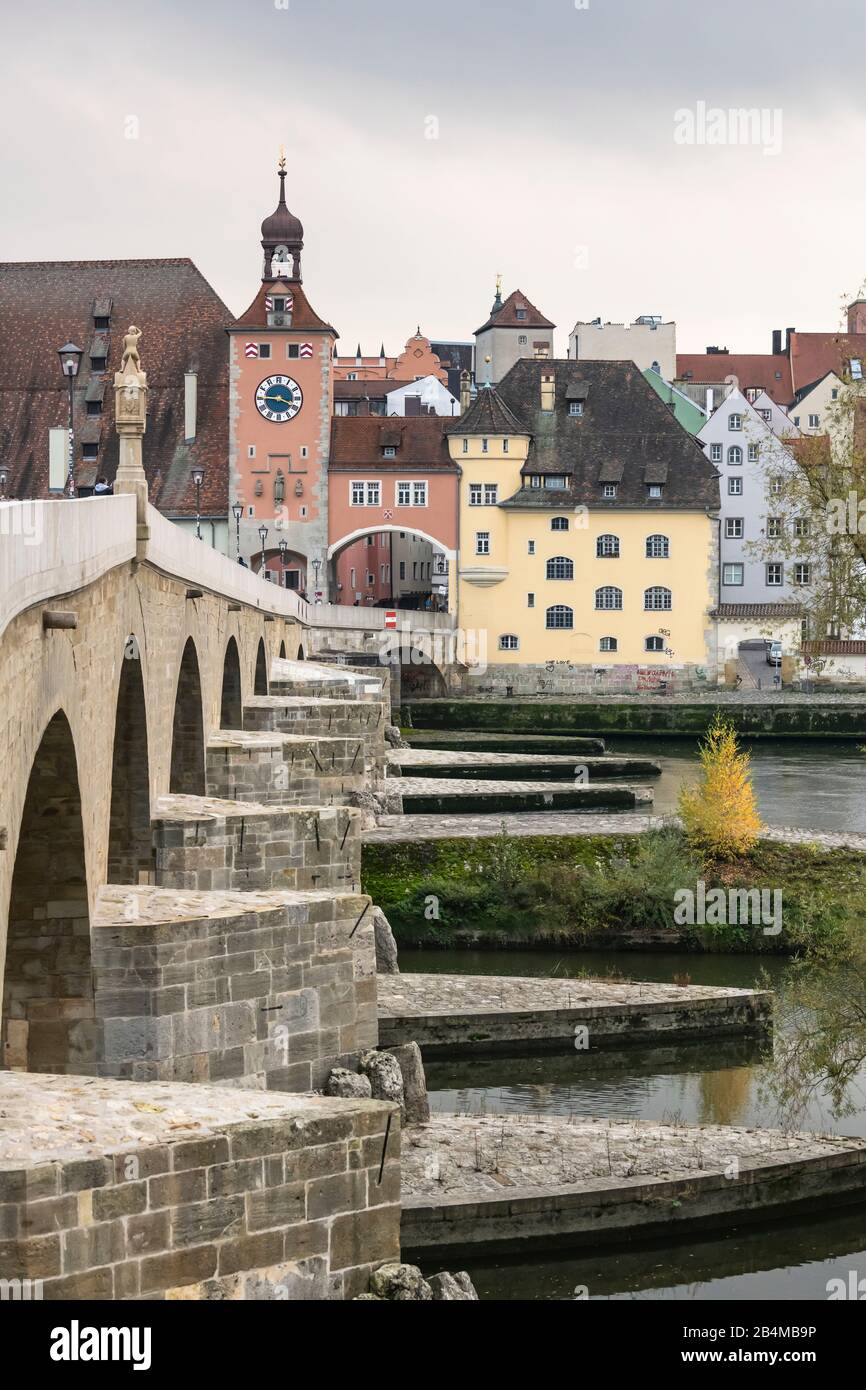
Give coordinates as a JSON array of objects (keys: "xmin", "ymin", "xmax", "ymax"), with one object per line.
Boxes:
[
  {"xmin": 82, "ymin": 443, "xmax": 99, "ymax": 461},
  {"xmin": 258, "ymin": 344, "xmax": 272, "ymax": 360},
  {"xmin": 93, "ymin": 316, "xmax": 109, "ymax": 331},
  {"xmin": 287, "ymin": 344, "xmax": 300, "ymax": 359}
]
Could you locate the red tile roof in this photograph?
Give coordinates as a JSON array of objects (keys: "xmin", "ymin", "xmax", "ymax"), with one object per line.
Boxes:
[
  {"xmin": 475, "ymin": 289, "xmax": 555, "ymax": 335},
  {"xmin": 232, "ymin": 280, "xmax": 336, "ymax": 335},
  {"xmin": 676, "ymin": 353, "xmax": 793, "ymax": 404},
  {"xmin": 789, "ymin": 332, "xmax": 866, "ymax": 395},
  {"xmin": 803, "ymin": 640, "xmax": 866, "ymax": 656},
  {"xmin": 329, "ymin": 416, "xmax": 456, "ymax": 470},
  {"xmin": 0, "ymin": 259, "xmax": 232, "ymax": 514}
]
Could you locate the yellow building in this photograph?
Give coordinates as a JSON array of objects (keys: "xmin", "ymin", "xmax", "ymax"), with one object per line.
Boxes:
[{"xmin": 445, "ymin": 360, "xmax": 720, "ymax": 693}]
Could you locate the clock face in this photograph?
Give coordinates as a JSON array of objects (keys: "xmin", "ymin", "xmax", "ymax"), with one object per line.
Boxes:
[{"xmin": 255, "ymin": 375, "xmax": 303, "ymax": 422}]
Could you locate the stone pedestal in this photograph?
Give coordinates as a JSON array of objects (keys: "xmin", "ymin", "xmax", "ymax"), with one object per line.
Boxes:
[{"xmin": 113, "ymin": 359, "xmax": 150, "ymax": 547}]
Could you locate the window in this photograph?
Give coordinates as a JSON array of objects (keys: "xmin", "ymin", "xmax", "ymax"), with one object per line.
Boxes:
[
  {"xmin": 503, "ymin": 439, "xmax": 509, "ymax": 453},
  {"xmin": 412, "ymin": 561, "xmax": 417, "ymax": 579},
  {"xmin": 767, "ymin": 517, "xmax": 782, "ymax": 538},
  {"xmin": 809, "ymin": 414, "xmax": 820, "ymax": 428},
  {"xmin": 546, "ymin": 555, "xmax": 574, "ymax": 580},
  {"xmin": 286, "ymin": 344, "xmax": 300, "ymax": 359},
  {"xmin": 527, "ymin": 540, "xmax": 535, "ymax": 555},
  {"xmin": 90, "ymin": 357, "xmax": 106, "ymax": 373},
  {"xmin": 462, "ymin": 439, "xmax": 468, "ymax": 453},
  {"xmin": 599, "ymin": 636, "xmax": 618, "ymax": 652},
  {"xmin": 498, "ymin": 634, "xmax": 519, "ymax": 651},
  {"xmin": 597, "ymin": 534, "xmax": 620, "ymax": 558},
  {"xmin": 527, "ymin": 592, "xmax": 535, "ymax": 607},
  {"xmin": 484, "ymin": 483, "xmax": 498, "ymax": 505},
  {"xmin": 723, "ymin": 563, "xmax": 744, "ymax": 585},
  {"xmin": 645, "ymin": 635, "xmax": 664, "ymax": 652},
  {"xmin": 793, "ymin": 517, "xmax": 810, "ymax": 538},
  {"xmin": 766, "ymin": 563, "xmax": 783, "ymax": 586},
  {"xmin": 82, "ymin": 443, "xmax": 98, "ymax": 461},
  {"xmin": 748, "ymin": 444, "xmax": 759, "ymax": 462},
  {"xmin": 530, "ymin": 475, "xmax": 542, "ymax": 488},
  {"xmin": 595, "ymin": 586, "xmax": 623, "ymax": 610},
  {"xmin": 516, "ymin": 308, "xmax": 527, "ymax": 321},
  {"xmin": 546, "ymin": 604, "xmax": 573, "ymax": 629},
  {"xmin": 349, "ymin": 568, "xmax": 356, "ymax": 589},
  {"xmin": 569, "ymin": 401, "xmax": 584, "ymax": 417},
  {"xmin": 475, "ymin": 531, "xmax": 490, "ymax": 556},
  {"xmin": 710, "ymin": 443, "xmax": 723, "ymax": 463},
  {"xmin": 648, "ymin": 484, "xmax": 662, "ymax": 498},
  {"xmin": 646, "ymin": 533, "xmax": 669, "ymax": 558},
  {"xmin": 728, "ymin": 446, "xmax": 743, "ymax": 466},
  {"xmin": 397, "ymin": 481, "xmax": 411, "ymax": 506},
  {"xmin": 728, "ymin": 477, "xmax": 743, "ymax": 495},
  {"xmin": 383, "ymin": 446, "xmax": 396, "ymax": 458},
  {"xmin": 346, "ymin": 372, "xmax": 358, "ymax": 381},
  {"xmin": 794, "ymin": 563, "xmax": 811, "ymax": 585},
  {"xmin": 725, "ymin": 518, "xmax": 744, "ymax": 538},
  {"xmin": 759, "ymin": 409, "xmax": 771, "ymax": 422},
  {"xmin": 545, "ymin": 475, "xmax": 567, "ymax": 489},
  {"xmin": 518, "ymin": 335, "xmax": 527, "ymax": 345},
  {"xmin": 481, "ymin": 438, "xmax": 489, "ymax": 453},
  {"xmin": 793, "ymin": 416, "xmax": 800, "ymax": 427},
  {"xmin": 770, "ymin": 476, "xmax": 783, "ymax": 494},
  {"xmin": 644, "ymin": 586, "xmax": 672, "ymax": 611},
  {"xmin": 258, "ymin": 344, "xmax": 272, "ymax": 360},
  {"xmin": 468, "ymin": 484, "xmax": 482, "ymax": 506},
  {"xmin": 351, "ymin": 480, "xmax": 380, "ymax": 506},
  {"xmin": 412, "ymin": 481, "xmax": 428, "ymax": 506},
  {"xmin": 603, "ymin": 483, "xmax": 617, "ymax": 499},
  {"xmin": 551, "ymin": 516, "xmax": 569, "ymax": 531},
  {"xmin": 86, "ymin": 399, "xmax": 102, "ymax": 417},
  {"xmin": 728, "ymin": 413, "xmax": 742, "ymax": 430},
  {"xmin": 93, "ymin": 316, "xmax": 110, "ymax": 332},
  {"xmin": 367, "ymin": 536, "xmax": 375, "ymax": 547}
]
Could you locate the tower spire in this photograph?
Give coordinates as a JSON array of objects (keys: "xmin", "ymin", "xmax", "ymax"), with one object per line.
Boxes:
[{"xmin": 260, "ymin": 149, "xmax": 304, "ymax": 282}]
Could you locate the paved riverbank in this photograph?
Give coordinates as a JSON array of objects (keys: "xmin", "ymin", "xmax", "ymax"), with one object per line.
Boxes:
[
  {"xmin": 395, "ymin": 776, "xmax": 653, "ymax": 814},
  {"xmin": 377, "ymin": 973, "xmax": 772, "ymax": 1052},
  {"xmin": 387, "ymin": 749, "xmax": 661, "ymax": 780},
  {"xmin": 400, "ymin": 1114, "xmax": 866, "ymax": 1255}
]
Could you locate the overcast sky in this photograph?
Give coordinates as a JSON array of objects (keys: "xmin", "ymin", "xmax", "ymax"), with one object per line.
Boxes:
[{"xmin": 3, "ymin": 0, "xmax": 865, "ymax": 356}]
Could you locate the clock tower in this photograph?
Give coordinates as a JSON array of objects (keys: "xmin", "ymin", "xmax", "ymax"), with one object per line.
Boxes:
[{"xmin": 228, "ymin": 155, "xmax": 337, "ymax": 597}]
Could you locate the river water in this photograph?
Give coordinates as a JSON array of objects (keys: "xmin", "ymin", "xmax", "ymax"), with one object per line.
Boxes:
[
  {"xmin": 610, "ymin": 736, "xmax": 866, "ymax": 832},
  {"xmin": 407, "ymin": 947, "xmax": 866, "ymax": 1300}
]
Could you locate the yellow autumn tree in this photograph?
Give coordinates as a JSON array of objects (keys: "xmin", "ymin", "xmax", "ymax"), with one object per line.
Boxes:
[{"xmin": 678, "ymin": 715, "xmax": 762, "ymax": 861}]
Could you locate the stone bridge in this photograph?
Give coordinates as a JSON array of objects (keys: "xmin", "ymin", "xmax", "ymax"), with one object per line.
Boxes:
[{"xmin": 0, "ymin": 491, "xmax": 451, "ymax": 1299}]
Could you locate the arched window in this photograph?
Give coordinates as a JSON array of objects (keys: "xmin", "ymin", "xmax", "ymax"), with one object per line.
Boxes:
[
  {"xmin": 728, "ymin": 445, "xmax": 743, "ymax": 465},
  {"xmin": 550, "ymin": 516, "xmax": 569, "ymax": 531},
  {"xmin": 644, "ymin": 586, "xmax": 672, "ymax": 611},
  {"xmin": 646, "ymin": 534, "xmax": 669, "ymax": 558},
  {"xmin": 596, "ymin": 534, "xmax": 620, "ymax": 558},
  {"xmin": 546, "ymin": 555, "xmax": 574, "ymax": 580},
  {"xmin": 645, "ymin": 635, "xmax": 665, "ymax": 652},
  {"xmin": 498, "ymin": 634, "xmax": 519, "ymax": 651},
  {"xmin": 599, "ymin": 636, "xmax": 618, "ymax": 652},
  {"xmin": 595, "ymin": 586, "xmax": 623, "ymax": 610},
  {"xmin": 728, "ymin": 413, "xmax": 742, "ymax": 431},
  {"xmin": 545, "ymin": 604, "xmax": 574, "ymax": 629}
]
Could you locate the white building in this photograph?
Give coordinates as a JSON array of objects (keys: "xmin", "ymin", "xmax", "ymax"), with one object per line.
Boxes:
[
  {"xmin": 698, "ymin": 388, "xmax": 804, "ymax": 607},
  {"xmin": 569, "ymin": 316, "xmax": 676, "ymax": 378},
  {"xmin": 385, "ymin": 375, "xmax": 459, "ymax": 417}
]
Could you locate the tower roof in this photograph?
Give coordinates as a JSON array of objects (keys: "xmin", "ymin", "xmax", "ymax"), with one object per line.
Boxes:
[
  {"xmin": 443, "ymin": 383, "xmax": 528, "ymax": 436},
  {"xmin": 475, "ymin": 288, "xmax": 555, "ymax": 335},
  {"xmin": 260, "ymin": 155, "xmax": 304, "ymax": 282}
]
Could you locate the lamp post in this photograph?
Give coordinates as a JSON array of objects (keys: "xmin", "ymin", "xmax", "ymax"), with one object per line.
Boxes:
[
  {"xmin": 258, "ymin": 523, "xmax": 268, "ymax": 577},
  {"xmin": 279, "ymin": 538, "xmax": 288, "ymax": 586},
  {"xmin": 312, "ymin": 556, "xmax": 321, "ymax": 595},
  {"xmin": 191, "ymin": 465, "xmax": 205, "ymax": 540},
  {"xmin": 57, "ymin": 342, "xmax": 83, "ymax": 497},
  {"xmin": 0, "ymin": 468, "xmax": 7, "ymax": 501},
  {"xmin": 231, "ymin": 500, "xmax": 243, "ymax": 559}
]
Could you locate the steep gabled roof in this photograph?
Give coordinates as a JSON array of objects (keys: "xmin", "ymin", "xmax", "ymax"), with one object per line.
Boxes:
[
  {"xmin": 493, "ymin": 358, "xmax": 719, "ymax": 511},
  {"xmin": 232, "ymin": 280, "xmax": 336, "ymax": 335},
  {"xmin": 328, "ymin": 415, "xmax": 456, "ymax": 470},
  {"xmin": 475, "ymin": 289, "xmax": 555, "ymax": 336},
  {"xmin": 676, "ymin": 352, "xmax": 793, "ymax": 405},
  {"xmin": 0, "ymin": 258, "xmax": 231, "ymax": 513}
]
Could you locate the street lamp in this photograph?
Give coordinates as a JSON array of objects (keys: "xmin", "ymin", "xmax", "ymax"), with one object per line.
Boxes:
[
  {"xmin": 312, "ymin": 556, "xmax": 321, "ymax": 595},
  {"xmin": 57, "ymin": 342, "xmax": 83, "ymax": 497},
  {"xmin": 258, "ymin": 523, "xmax": 268, "ymax": 577},
  {"xmin": 0, "ymin": 468, "xmax": 7, "ymax": 501},
  {"xmin": 191, "ymin": 465, "xmax": 205, "ymax": 540},
  {"xmin": 231, "ymin": 500, "xmax": 243, "ymax": 558},
  {"xmin": 279, "ymin": 538, "xmax": 288, "ymax": 585}
]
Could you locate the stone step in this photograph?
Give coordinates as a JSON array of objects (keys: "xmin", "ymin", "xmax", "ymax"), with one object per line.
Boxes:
[
  {"xmin": 403, "ymin": 730, "xmax": 606, "ymax": 755},
  {"xmin": 386, "ymin": 749, "xmax": 661, "ymax": 781},
  {"xmin": 269, "ymin": 658, "xmax": 385, "ymax": 704},
  {"xmin": 151, "ymin": 794, "xmax": 361, "ymax": 894},
  {"xmin": 394, "ymin": 776, "xmax": 654, "ymax": 815},
  {"xmin": 91, "ymin": 883, "xmax": 378, "ymax": 1090},
  {"xmin": 243, "ymin": 696, "xmax": 387, "ymax": 775},
  {"xmin": 207, "ymin": 729, "xmax": 367, "ymax": 806}
]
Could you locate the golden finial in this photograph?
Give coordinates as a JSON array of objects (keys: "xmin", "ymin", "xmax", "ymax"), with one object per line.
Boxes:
[
  {"xmin": 278, "ymin": 144, "xmax": 286, "ymax": 172},
  {"xmin": 495, "ymin": 272, "xmax": 502, "ymax": 297}
]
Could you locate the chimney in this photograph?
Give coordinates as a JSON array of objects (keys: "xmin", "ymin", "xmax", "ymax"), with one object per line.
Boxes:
[
  {"xmin": 785, "ymin": 327, "xmax": 796, "ymax": 354},
  {"xmin": 541, "ymin": 371, "xmax": 555, "ymax": 412},
  {"xmin": 848, "ymin": 301, "xmax": 866, "ymax": 335},
  {"xmin": 184, "ymin": 372, "xmax": 197, "ymax": 442},
  {"xmin": 772, "ymin": 329, "xmax": 782, "ymax": 355},
  {"xmin": 460, "ymin": 369, "xmax": 471, "ymax": 413}
]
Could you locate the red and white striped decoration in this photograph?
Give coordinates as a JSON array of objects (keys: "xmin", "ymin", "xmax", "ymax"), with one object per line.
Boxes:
[
  {"xmin": 244, "ymin": 342, "xmax": 259, "ymax": 359},
  {"xmin": 264, "ymin": 295, "xmax": 273, "ymax": 312},
  {"xmin": 299, "ymin": 342, "xmax": 313, "ymax": 359}
]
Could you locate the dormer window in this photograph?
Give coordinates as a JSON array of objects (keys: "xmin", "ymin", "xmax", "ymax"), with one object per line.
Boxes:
[
  {"xmin": 516, "ymin": 308, "xmax": 527, "ymax": 320},
  {"xmin": 569, "ymin": 401, "xmax": 584, "ymax": 416},
  {"xmin": 90, "ymin": 357, "xmax": 106, "ymax": 373},
  {"xmin": 603, "ymin": 483, "xmax": 617, "ymax": 499},
  {"xmin": 383, "ymin": 446, "xmax": 396, "ymax": 458},
  {"xmin": 648, "ymin": 484, "xmax": 662, "ymax": 498},
  {"xmin": 93, "ymin": 316, "xmax": 109, "ymax": 332}
]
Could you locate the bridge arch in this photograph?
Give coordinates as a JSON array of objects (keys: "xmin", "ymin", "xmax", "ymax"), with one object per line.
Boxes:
[
  {"xmin": 169, "ymin": 637, "xmax": 206, "ymax": 796},
  {"xmin": 254, "ymin": 637, "xmax": 269, "ymax": 695},
  {"xmin": 108, "ymin": 636, "xmax": 152, "ymax": 884},
  {"xmin": 2, "ymin": 709, "xmax": 93, "ymax": 1073},
  {"xmin": 327, "ymin": 524, "xmax": 455, "ymax": 562},
  {"xmin": 220, "ymin": 636, "xmax": 243, "ymax": 729}
]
